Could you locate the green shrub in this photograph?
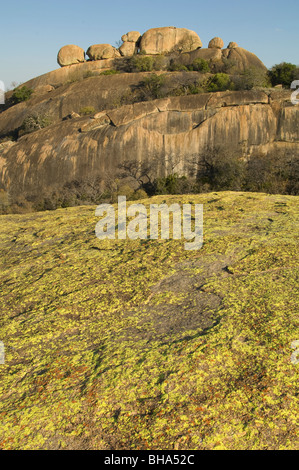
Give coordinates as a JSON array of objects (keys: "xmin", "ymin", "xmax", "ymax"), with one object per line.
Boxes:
[
  {"xmin": 126, "ymin": 55, "xmax": 166, "ymax": 73},
  {"xmin": 21, "ymin": 113, "xmax": 52, "ymax": 134},
  {"xmin": 82, "ymin": 71, "xmax": 97, "ymax": 79},
  {"xmin": 110, "ymin": 183, "xmax": 135, "ymax": 203},
  {"xmin": 152, "ymin": 174, "xmax": 194, "ymax": 195},
  {"xmin": 100, "ymin": 69, "xmax": 120, "ymax": 76},
  {"xmin": 218, "ymin": 57, "xmax": 238, "ymax": 73},
  {"xmin": 169, "ymin": 58, "xmax": 210, "ymax": 73},
  {"xmin": 245, "ymin": 150, "xmax": 299, "ymax": 195},
  {"xmin": 232, "ymin": 67, "xmax": 271, "ymax": 90},
  {"xmin": 194, "ymin": 147, "xmax": 246, "ymax": 191},
  {"xmin": 268, "ymin": 62, "xmax": 297, "ymax": 87},
  {"xmin": 0, "ymin": 190, "xmax": 10, "ymax": 214},
  {"xmin": 168, "ymin": 61, "xmax": 189, "ymax": 72},
  {"xmin": 11, "ymin": 86, "xmax": 34, "ymax": 104},
  {"xmin": 138, "ymin": 74, "xmax": 166, "ymax": 100},
  {"xmin": 129, "ymin": 56, "xmax": 155, "ymax": 72},
  {"xmin": 187, "ymin": 82, "xmax": 204, "ymax": 94},
  {"xmin": 132, "ymin": 188, "xmax": 148, "ymax": 200},
  {"xmin": 79, "ymin": 106, "xmax": 96, "ymax": 116},
  {"xmin": 152, "ymin": 55, "xmax": 166, "ymax": 71},
  {"xmin": 189, "ymin": 58, "xmax": 210, "ymax": 73},
  {"xmin": 206, "ymin": 73, "xmax": 232, "ymax": 92}
]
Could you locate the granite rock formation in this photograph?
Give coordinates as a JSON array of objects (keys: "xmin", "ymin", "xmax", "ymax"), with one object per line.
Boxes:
[
  {"xmin": 208, "ymin": 37, "xmax": 224, "ymax": 49},
  {"xmin": 57, "ymin": 45, "xmax": 85, "ymax": 67},
  {"xmin": 0, "ymin": 83, "xmax": 298, "ymax": 198},
  {"xmin": 139, "ymin": 27, "xmax": 202, "ymax": 54},
  {"xmin": 86, "ymin": 44, "xmax": 121, "ymax": 60}
]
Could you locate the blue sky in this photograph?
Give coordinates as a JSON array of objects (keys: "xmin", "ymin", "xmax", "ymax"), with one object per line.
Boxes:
[{"xmin": 1, "ymin": 0, "xmax": 298, "ymax": 89}]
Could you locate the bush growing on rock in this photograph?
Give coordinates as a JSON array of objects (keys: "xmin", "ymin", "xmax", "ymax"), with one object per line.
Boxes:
[
  {"xmin": 245, "ymin": 150, "xmax": 299, "ymax": 195},
  {"xmin": 132, "ymin": 55, "xmax": 155, "ymax": 72},
  {"xmin": 171, "ymin": 80, "xmax": 205, "ymax": 96},
  {"xmin": 0, "ymin": 190, "xmax": 10, "ymax": 214},
  {"xmin": 206, "ymin": 73, "xmax": 232, "ymax": 92},
  {"xmin": 100, "ymin": 69, "xmax": 120, "ymax": 75},
  {"xmin": 168, "ymin": 61, "xmax": 189, "ymax": 72},
  {"xmin": 191, "ymin": 147, "xmax": 246, "ymax": 191},
  {"xmin": 232, "ymin": 67, "xmax": 270, "ymax": 90},
  {"xmin": 152, "ymin": 174, "xmax": 195, "ymax": 195},
  {"xmin": 268, "ymin": 62, "xmax": 298, "ymax": 87},
  {"xmin": 189, "ymin": 58, "xmax": 210, "ymax": 73},
  {"xmin": 79, "ymin": 106, "xmax": 96, "ymax": 115},
  {"xmin": 109, "ymin": 184, "xmax": 148, "ymax": 203},
  {"xmin": 168, "ymin": 58, "xmax": 210, "ymax": 73},
  {"xmin": 82, "ymin": 71, "xmax": 98, "ymax": 79},
  {"xmin": 21, "ymin": 113, "xmax": 52, "ymax": 135},
  {"xmin": 11, "ymin": 86, "xmax": 33, "ymax": 104},
  {"xmin": 125, "ymin": 54, "xmax": 166, "ymax": 72},
  {"xmin": 138, "ymin": 74, "xmax": 166, "ymax": 100}
]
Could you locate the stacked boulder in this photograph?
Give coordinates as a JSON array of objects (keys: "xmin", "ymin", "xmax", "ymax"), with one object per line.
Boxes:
[
  {"xmin": 86, "ymin": 44, "xmax": 120, "ymax": 60},
  {"xmin": 119, "ymin": 31, "xmax": 141, "ymax": 57},
  {"xmin": 139, "ymin": 27, "xmax": 202, "ymax": 54},
  {"xmin": 56, "ymin": 28, "xmax": 263, "ymax": 75},
  {"xmin": 57, "ymin": 45, "xmax": 85, "ymax": 67},
  {"xmin": 208, "ymin": 37, "xmax": 224, "ymax": 49}
]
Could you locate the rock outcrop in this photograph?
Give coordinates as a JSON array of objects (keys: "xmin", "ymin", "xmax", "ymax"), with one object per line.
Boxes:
[
  {"xmin": 175, "ymin": 46, "xmax": 267, "ymax": 73},
  {"xmin": 208, "ymin": 37, "xmax": 224, "ymax": 49},
  {"xmin": 57, "ymin": 45, "xmax": 85, "ymax": 67},
  {"xmin": 54, "ymin": 26, "xmax": 264, "ymax": 77},
  {"xmin": 119, "ymin": 42, "xmax": 137, "ymax": 57},
  {"xmin": 86, "ymin": 44, "xmax": 120, "ymax": 60},
  {"xmin": 221, "ymin": 46, "xmax": 267, "ymax": 72},
  {"xmin": 11, "ymin": 39, "xmax": 267, "ymax": 93},
  {"xmin": 121, "ymin": 31, "xmax": 141, "ymax": 43},
  {"xmin": 1, "ymin": 26, "xmax": 292, "ymax": 201},
  {"xmin": 139, "ymin": 27, "xmax": 202, "ymax": 54},
  {"xmin": 1, "ymin": 87, "xmax": 298, "ymax": 198}
]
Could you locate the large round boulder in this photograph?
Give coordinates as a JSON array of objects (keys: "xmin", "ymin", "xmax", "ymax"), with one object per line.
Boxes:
[
  {"xmin": 228, "ymin": 42, "xmax": 238, "ymax": 49},
  {"xmin": 221, "ymin": 47, "xmax": 267, "ymax": 72},
  {"xmin": 208, "ymin": 37, "xmax": 224, "ymax": 49},
  {"xmin": 86, "ymin": 44, "xmax": 120, "ymax": 60},
  {"xmin": 119, "ymin": 42, "xmax": 137, "ymax": 57},
  {"xmin": 121, "ymin": 31, "xmax": 141, "ymax": 43},
  {"xmin": 57, "ymin": 45, "xmax": 85, "ymax": 67},
  {"xmin": 139, "ymin": 27, "xmax": 202, "ymax": 55}
]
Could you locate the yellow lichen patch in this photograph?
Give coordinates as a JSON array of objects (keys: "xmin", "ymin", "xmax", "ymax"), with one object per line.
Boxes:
[{"xmin": 0, "ymin": 192, "xmax": 298, "ymax": 450}]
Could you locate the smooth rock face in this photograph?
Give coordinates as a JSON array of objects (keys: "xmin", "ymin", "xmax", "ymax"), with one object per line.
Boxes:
[
  {"xmin": 57, "ymin": 45, "xmax": 85, "ymax": 67},
  {"xmin": 1, "ymin": 89, "xmax": 297, "ymax": 198},
  {"xmin": 180, "ymin": 48, "xmax": 223, "ymax": 65},
  {"xmin": 208, "ymin": 37, "xmax": 224, "ymax": 49},
  {"xmin": 221, "ymin": 47, "xmax": 267, "ymax": 72},
  {"xmin": 169, "ymin": 46, "xmax": 266, "ymax": 73},
  {"xmin": 228, "ymin": 42, "xmax": 238, "ymax": 49},
  {"xmin": 139, "ymin": 27, "xmax": 202, "ymax": 54},
  {"xmin": 34, "ymin": 85, "xmax": 55, "ymax": 95},
  {"xmin": 86, "ymin": 44, "xmax": 118, "ymax": 60},
  {"xmin": 119, "ymin": 42, "xmax": 137, "ymax": 57},
  {"xmin": 121, "ymin": 31, "xmax": 141, "ymax": 43}
]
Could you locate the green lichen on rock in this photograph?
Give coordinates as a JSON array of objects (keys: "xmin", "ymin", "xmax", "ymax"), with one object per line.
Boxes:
[{"xmin": 0, "ymin": 192, "xmax": 298, "ymax": 450}]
